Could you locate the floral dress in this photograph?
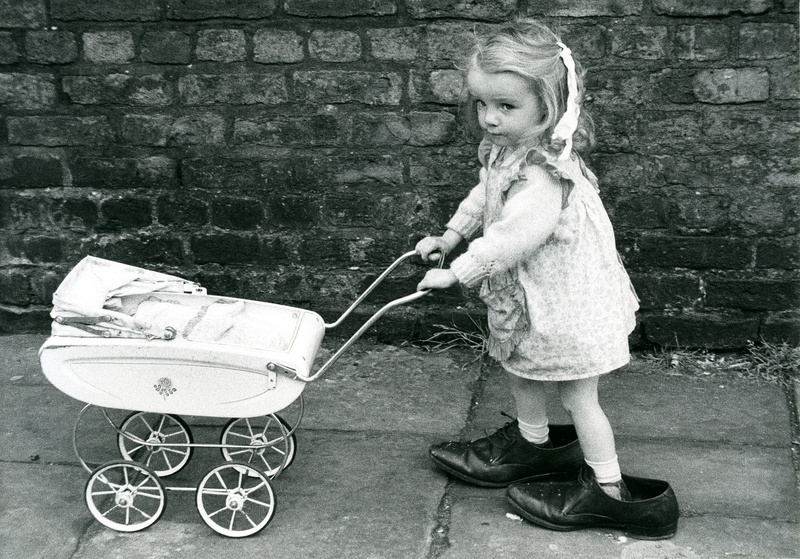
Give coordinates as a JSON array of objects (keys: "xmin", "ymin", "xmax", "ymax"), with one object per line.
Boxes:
[{"xmin": 446, "ymin": 139, "xmax": 639, "ymax": 380}]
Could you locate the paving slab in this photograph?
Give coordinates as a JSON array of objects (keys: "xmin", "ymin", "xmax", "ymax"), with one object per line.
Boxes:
[
  {"xmin": 69, "ymin": 430, "xmax": 443, "ymax": 559},
  {"xmin": 1, "ymin": 463, "xmax": 90, "ymax": 559},
  {"xmin": 444, "ymin": 493, "xmax": 800, "ymax": 559}
]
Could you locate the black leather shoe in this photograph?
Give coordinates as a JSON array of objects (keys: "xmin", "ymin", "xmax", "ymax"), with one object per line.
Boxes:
[
  {"xmin": 429, "ymin": 420, "xmax": 584, "ymax": 488},
  {"xmin": 507, "ymin": 466, "xmax": 679, "ymax": 540}
]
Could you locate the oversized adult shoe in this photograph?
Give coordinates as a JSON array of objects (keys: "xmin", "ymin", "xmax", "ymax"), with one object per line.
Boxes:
[
  {"xmin": 429, "ymin": 420, "xmax": 583, "ymax": 488},
  {"xmin": 506, "ymin": 466, "xmax": 679, "ymax": 540}
]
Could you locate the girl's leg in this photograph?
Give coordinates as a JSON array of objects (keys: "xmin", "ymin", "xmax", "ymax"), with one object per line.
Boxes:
[
  {"xmin": 507, "ymin": 372, "xmax": 550, "ymax": 445},
  {"xmin": 558, "ymin": 377, "xmax": 630, "ymax": 499}
]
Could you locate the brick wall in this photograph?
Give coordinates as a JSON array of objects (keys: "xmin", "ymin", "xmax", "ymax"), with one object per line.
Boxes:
[{"xmin": 1, "ymin": 0, "xmax": 797, "ymax": 349}]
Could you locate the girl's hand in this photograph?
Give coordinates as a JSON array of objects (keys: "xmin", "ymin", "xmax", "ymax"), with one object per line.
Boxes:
[
  {"xmin": 415, "ymin": 236, "xmax": 448, "ymax": 262},
  {"xmin": 417, "ymin": 268, "xmax": 458, "ymax": 291}
]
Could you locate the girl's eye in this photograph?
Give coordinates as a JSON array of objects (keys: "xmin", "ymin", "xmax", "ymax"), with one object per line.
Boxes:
[
  {"xmin": 501, "ymin": 104, "xmax": 514, "ymax": 111},
  {"xmin": 476, "ymin": 100, "xmax": 486, "ymax": 108}
]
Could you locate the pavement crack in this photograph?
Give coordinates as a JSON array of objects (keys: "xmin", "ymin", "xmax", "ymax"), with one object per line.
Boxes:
[{"xmin": 426, "ymin": 481, "xmax": 454, "ymax": 559}]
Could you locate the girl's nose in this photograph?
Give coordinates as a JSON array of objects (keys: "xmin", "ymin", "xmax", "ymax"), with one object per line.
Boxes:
[{"xmin": 484, "ymin": 107, "xmax": 500, "ymax": 126}]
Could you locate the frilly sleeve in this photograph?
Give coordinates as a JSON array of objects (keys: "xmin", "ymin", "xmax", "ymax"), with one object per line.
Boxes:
[{"xmin": 515, "ymin": 147, "xmax": 575, "ymax": 209}]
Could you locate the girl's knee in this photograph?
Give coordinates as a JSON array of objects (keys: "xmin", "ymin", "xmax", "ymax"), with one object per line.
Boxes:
[{"xmin": 558, "ymin": 378, "xmax": 600, "ymax": 416}]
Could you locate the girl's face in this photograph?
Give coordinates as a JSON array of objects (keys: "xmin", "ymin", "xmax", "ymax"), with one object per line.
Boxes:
[{"xmin": 467, "ymin": 65, "xmax": 544, "ymax": 147}]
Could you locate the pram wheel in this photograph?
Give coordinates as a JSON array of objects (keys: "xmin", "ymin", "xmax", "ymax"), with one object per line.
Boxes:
[
  {"xmin": 117, "ymin": 412, "xmax": 193, "ymax": 477},
  {"xmin": 219, "ymin": 414, "xmax": 296, "ymax": 478},
  {"xmin": 85, "ymin": 460, "xmax": 167, "ymax": 532},
  {"xmin": 196, "ymin": 462, "xmax": 277, "ymax": 538}
]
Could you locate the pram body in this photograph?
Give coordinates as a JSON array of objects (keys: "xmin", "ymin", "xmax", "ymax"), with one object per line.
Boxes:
[
  {"xmin": 39, "ymin": 252, "xmax": 430, "ymax": 537},
  {"xmin": 40, "ymin": 256, "xmax": 322, "ymax": 418}
]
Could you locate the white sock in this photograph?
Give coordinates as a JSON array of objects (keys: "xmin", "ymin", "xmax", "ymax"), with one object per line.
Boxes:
[
  {"xmin": 585, "ymin": 455, "xmax": 622, "ymax": 484},
  {"xmin": 517, "ymin": 418, "xmax": 550, "ymax": 445}
]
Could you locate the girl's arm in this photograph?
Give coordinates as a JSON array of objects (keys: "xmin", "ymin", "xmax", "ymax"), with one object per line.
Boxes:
[{"xmin": 450, "ymin": 165, "xmax": 564, "ymax": 287}]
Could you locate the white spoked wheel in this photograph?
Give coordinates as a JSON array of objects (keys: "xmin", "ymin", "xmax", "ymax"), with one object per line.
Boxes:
[
  {"xmin": 117, "ymin": 412, "xmax": 193, "ymax": 477},
  {"xmin": 220, "ymin": 415, "xmax": 296, "ymax": 478},
  {"xmin": 85, "ymin": 461, "xmax": 166, "ymax": 532},
  {"xmin": 196, "ymin": 462, "xmax": 277, "ymax": 538}
]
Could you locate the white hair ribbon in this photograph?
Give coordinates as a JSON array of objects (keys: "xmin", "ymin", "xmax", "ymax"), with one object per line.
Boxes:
[{"xmin": 552, "ymin": 42, "xmax": 580, "ymax": 160}]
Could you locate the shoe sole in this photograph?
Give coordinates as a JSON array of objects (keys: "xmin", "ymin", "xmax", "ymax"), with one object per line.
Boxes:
[
  {"xmin": 431, "ymin": 456, "xmax": 579, "ymax": 488},
  {"xmin": 507, "ymin": 494, "xmax": 678, "ymax": 540}
]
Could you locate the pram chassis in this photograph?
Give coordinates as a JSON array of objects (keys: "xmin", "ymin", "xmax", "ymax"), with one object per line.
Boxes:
[{"xmin": 43, "ymin": 250, "xmax": 437, "ymax": 537}]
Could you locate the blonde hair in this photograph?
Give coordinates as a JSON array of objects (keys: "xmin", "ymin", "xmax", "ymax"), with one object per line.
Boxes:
[{"xmin": 462, "ymin": 19, "xmax": 595, "ymax": 155}]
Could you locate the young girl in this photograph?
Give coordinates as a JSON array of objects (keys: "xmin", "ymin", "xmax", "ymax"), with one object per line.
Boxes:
[{"xmin": 416, "ymin": 20, "xmax": 679, "ymax": 540}]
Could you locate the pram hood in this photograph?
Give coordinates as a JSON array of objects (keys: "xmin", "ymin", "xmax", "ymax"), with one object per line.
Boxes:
[{"xmin": 51, "ymin": 256, "xmax": 201, "ymax": 338}]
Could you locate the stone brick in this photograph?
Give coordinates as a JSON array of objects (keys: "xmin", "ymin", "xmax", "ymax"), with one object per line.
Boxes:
[
  {"xmin": 760, "ymin": 313, "xmax": 800, "ymax": 345},
  {"xmin": 72, "ymin": 156, "xmax": 177, "ymax": 189},
  {"xmin": 5, "ymin": 235, "xmax": 64, "ymax": 263},
  {"xmin": 211, "ymin": 197, "xmax": 263, "ymax": 230},
  {"xmin": 63, "ymin": 75, "xmax": 174, "ymax": 106},
  {"xmin": 156, "ymin": 194, "xmax": 207, "ymax": 227},
  {"xmin": 367, "ymin": 27, "xmax": 421, "ymax": 60},
  {"xmin": 0, "ymin": 32, "xmax": 20, "ymax": 64},
  {"xmin": 140, "ymin": 31, "xmax": 191, "ymax": 64},
  {"xmin": 24, "ymin": 30, "xmax": 78, "ymax": 64},
  {"xmin": 0, "ymin": 0, "xmax": 45, "ymax": 28},
  {"xmin": 409, "ymin": 151, "xmax": 477, "ymax": 188},
  {"xmin": 652, "ymin": 0, "xmax": 770, "ymax": 16},
  {"xmin": 634, "ymin": 235, "xmax": 752, "ymax": 270},
  {"xmin": 4, "ymin": 152, "xmax": 65, "ymax": 187},
  {"xmin": 293, "ymin": 70, "xmax": 402, "ymax": 105},
  {"xmin": 53, "ymin": 198, "xmax": 98, "ymax": 229},
  {"xmin": 693, "ymin": 67, "xmax": 770, "ymax": 104},
  {"xmin": 7, "ymin": 116, "xmax": 113, "ymax": 146},
  {"xmin": 0, "ymin": 270, "xmax": 30, "ymax": 305},
  {"xmin": 675, "ymin": 25, "xmax": 729, "ymax": 61},
  {"xmin": 167, "ymin": 0, "xmax": 276, "ymax": 19},
  {"xmin": 409, "ymin": 69, "xmax": 462, "ymax": 105},
  {"xmin": 756, "ymin": 238, "xmax": 800, "ymax": 269},
  {"xmin": 560, "ymin": 25, "xmax": 609, "ymax": 59},
  {"xmin": 738, "ymin": 24, "xmax": 797, "ymax": 60},
  {"xmin": 178, "ymin": 74, "xmax": 287, "ymax": 105},
  {"xmin": 526, "ymin": 0, "xmax": 643, "ymax": 16},
  {"xmin": 407, "ymin": 0, "xmax": 515, "ymax": 20},
  {"xmin": 425, "ymin": 22, "xmax": 481, "ymax": 64},
  {"xmin": 705, "ymin": 275, "xmax": 798, "ymax": 311},
  {"xmin": 233, "ymin": 114, "xmax": 340, "ymax": 146},
  {"xmin": 196, "ymin": 29, "xmax": 246, "ymax": 63},
  {"xmin": 100, "ymin": 197, "xmax": 152, "ymax": 230},
  {"xmin": 268, "ymin": 194, "xmax": 320, "ymax": 226},
  {"xmin": 297, "ymin": 235, "xmax": 350, "ymax": 263},
  {"xmin": 88, "ymin": 236, "xmax": 184, "ymax": 264},
  {"xmin": 120, "ymin": 114, "xmax": 174, "ymax": 146},
  {"xmin": 610, "ymin": 25, "xmax": 668, "ymax": 60},
  {"xmin": 0, "ymin": 73, "xmax": 56, "ymax": 110},
  {"xmin": 629, "ymin": 272, "xmax": 701, "ymax": 310},
  {"xmin": 30, "ymin": 270, "xmax": 61, "ymax": 306},
  {"xmin": 772, "ymin": 65, "xmax": 799, "ymax": 100},
  {"xmin": 642, "ymin": 312, "xmax": 760, "ymax": 348},
  {"xmin": 253, "ymin": 29, "xmax": 305, "ymax": 64},
  {"xmin": 181, "ymin": 158, "xmax": 263, "ymax": 190},
  {"xmin": 0, "ymin": 306, "xmax": 50, "ymax": 334},
  {"xmin": 285, "ymin": 0, "xmax": 396, "ymax": 17},
  {"xmin": 82, "ymin": 31, "xmax": 135, "ymax": 63},
  {"xmin": 168, "ymin": 113, "xmax": 226, "ymax": 146},
  {"xmin": 309, "ymin": 30, "xmax": 361, "ymax": 62},
  {"xmin": 190, "ymin": 233, "xmax": 260, "ymax": 265},
  {"xmin": 51, "ymin": 0, "xmax": 161, "ymax": 21},
  {"xmin": 350, "ymin": 111, "xmax": 456, "ymax": 146},
  {"xmin": 612, "ymin": 195, "xmax": 670, "ymax": 230}
]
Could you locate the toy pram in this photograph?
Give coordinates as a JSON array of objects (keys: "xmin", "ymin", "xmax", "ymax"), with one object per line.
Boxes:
[{"xmin": 39, "ymin": 251, "xmax": 432, "ymax": 537}]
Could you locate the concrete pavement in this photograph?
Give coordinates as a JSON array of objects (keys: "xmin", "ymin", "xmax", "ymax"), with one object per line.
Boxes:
[{"xmin": 1, "ymin": 333, "xmax": 798, "ymax": 558}]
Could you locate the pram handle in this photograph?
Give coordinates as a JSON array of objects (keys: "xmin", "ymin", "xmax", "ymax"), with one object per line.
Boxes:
[{"xmin": 297, "ymin": 250, "xmax": 437, "ymax": 382}]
